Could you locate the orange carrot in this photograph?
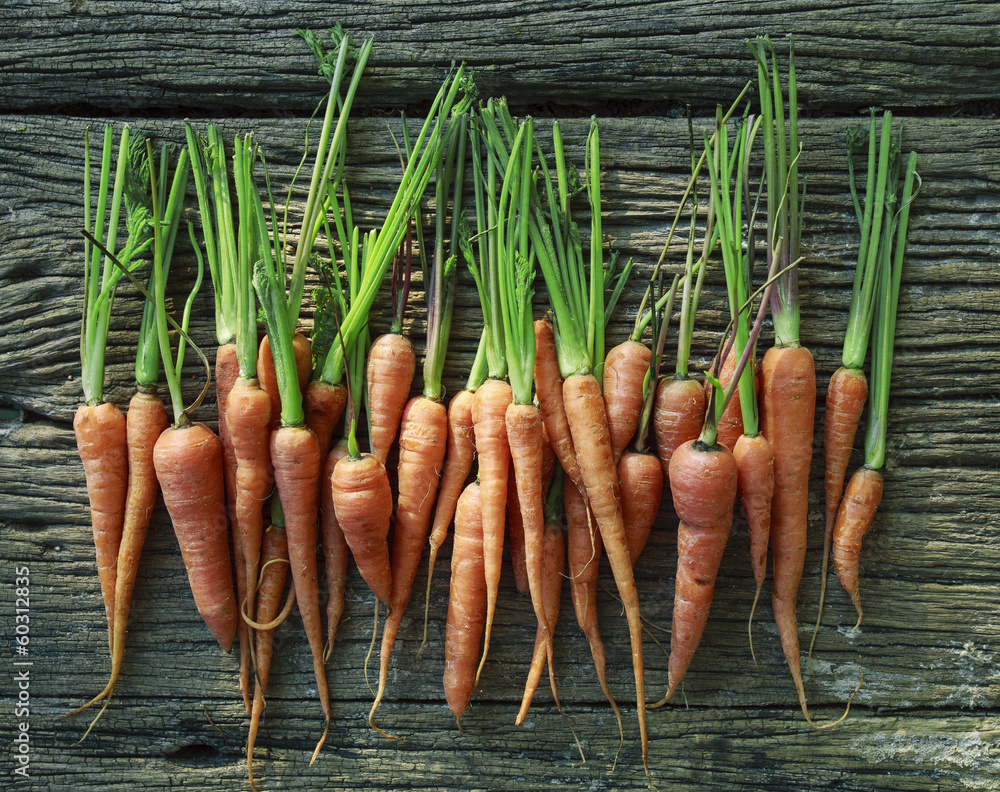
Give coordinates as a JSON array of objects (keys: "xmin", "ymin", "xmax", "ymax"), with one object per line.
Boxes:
[
  {"xmin": 508, "ymin": 427, "xmax": 557, "ymax": 599},
  {"xmin": 759, "ymin": 345, "xmax": 816, "ymax": 721},
  {"xmin": 369, "ymin": 395, "xmax": 448, "ymax": 733},
  {"xmin": 732, "ymin": 433, "xmax": 774, "ymax": 602},
  {"xmin": 563, "ymin": 372, "xmax": 648, "ymax": 768},
  {"xmin": 823, "ymin": 370, "xmax": 868, "ymax": 537},
  {"xmin": 564, "ymin": 479, "xmax": 622, "ymax": 742},
  {"xmin": 226, "ymin": 376, "xmax": 273, "ymax": 624},
  {"xmin": 618, "ymin": 450, "xmax": 663, "ymax": 565},
  {"xmin": 516, "ymin": 517, "xmax": 565, "ymax": 724},
  {"xmin": 422, "ymin": 388, "xmax": 477, "ymax": 646},
  {"xmin": 72, "ymin": 388, "xmax": 168, "ymax": 716},
  {"xmin": 654, "ymin": 376, "xmax": 706, "ymax": 478},
  {"xmin": 506, "ymin": 461, "xmax": 529, "ymax": 596},
  {"xmin": 443, "ymin": 482, "xmax": 486, "ymax": 729},
  {"xmin": 108, "ymin": 389, "xmax": 168, "ymax": 686},
  {"xmin": 533, "ymin": 320, "xmax": 584, "ymax": 493},
  {"xmin": 247, "ymin": 523, "xmax": 290, "ymax": 792},
  {"xmin": 305, "ymin": 379, "xmax": 348, "ymax": 464},
  {"xmin": 506, "ymin": 401, "xmax": 558, "ymax": 710},
  {"xmin": 153, "ymin": 422, "xmax": 237, "ymax": 650},
  {"xmin": 270, "ymin": 424, "xmax": 329, "ymax": 758},
  {"xmin": 603, "ymin": 339, "xmax": 651, "ymax": 463},
  {"xmin": 662, "ymin": 438, "xmax": 738, "ymax": 700},
  {"xmin": 832, "ymin": 465, "xmax": 884, "ymax": 628},
  {"xmin": 215, "ymin": 343, "xmax": 250, "ymax": 711},
  {"xmin": 331, "ymin": 452, "xmax": 393, "ymax": 605},
  {"xmin": 257, "ymin": 333, "xmax": 312, "ymax": 434},
  {"xmin": 471, "ymin": 377, "xmax": 513, "ymax": 682},
  {"xmin": 320, "ymin": 439, "xmax": 351, "ymax": 658},
  {"xmin": 366, "ymin": 332, "xmax": 416, "ymax": 465},
  {"xmin": 74, "ymin": 402, "xmax": 129, "ymax": 652},
  {"xmin": 819, "ymin": 366, "xmax": 868, "ymax": 612}
]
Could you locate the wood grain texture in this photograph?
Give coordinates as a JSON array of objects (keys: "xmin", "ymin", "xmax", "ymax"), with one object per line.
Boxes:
[
  {"xmin": 1, "ymin": 104, "xmax": 999, "ymax": 792},
  {"xmin": 2, "ymin": 0, "xmax": 999, "ymax": 115}
]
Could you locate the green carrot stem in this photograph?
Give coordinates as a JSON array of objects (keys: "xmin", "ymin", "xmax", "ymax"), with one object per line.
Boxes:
[
  {"xmin": 585, "ymin": 119, "xmax": 605, "ymax": 384},
  {"xmin": 496, "ymin": 117, "xmax": 536, "ymax": 406},
  {"xmin": 465, "ymin": 330, "xmax": 489, "ymax": 392},
  {"xmin": 843, "ymin": 111, "xmax": 897, "ymax": 370},
  {"xmin": 287, "ymin": 34, "xmax": 374, "ymax": 330},
  {"xmin": 424, "ymin": 112, "xmax": 468, "ymax": 401},
  {"xmin": 321, "ymin": 65, "xmax": 468, "ymax": 385},
  {"xmin": 864, "ymin": 151, "xmax": 918, "ymax": 471}
]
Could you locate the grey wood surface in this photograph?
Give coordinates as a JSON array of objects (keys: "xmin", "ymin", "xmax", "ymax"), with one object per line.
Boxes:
[
  {"xmin": 2, "ymin": 1, "xmax": 999, "ymax": 115},
  {"xmin": 2, "ymin": 8, "xmax": 1000, "ymax": 791}
]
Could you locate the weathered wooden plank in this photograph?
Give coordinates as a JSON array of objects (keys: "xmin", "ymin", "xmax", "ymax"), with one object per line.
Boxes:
[
  {"xmin": 2, "ymin": 1, "xmax": 999, "ymax": 115},
  {"xmin": 2, "ymin": 104, "xmax": 999, "ymax": 790}
]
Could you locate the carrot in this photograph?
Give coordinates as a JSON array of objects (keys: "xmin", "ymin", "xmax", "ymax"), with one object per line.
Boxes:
[
  {"xmin": 74, "ymin": 403, "xmax": 128, "ymax": 652},
  {"xmin": 602, "ymin": 339, "xmax": 651, "ymax": 463},
  {"xmin": 252, "ymin": 168, "xmax": 330, "ymax": 762},
  {"xmin": 369, "ymin": 394, "xmax": 448, "ymax": 734},
  {"xmin": 832, "ymin": 466, "xmax": 883, "ymax": 627},
  {"xmin": 701, "ymin": 104, "xmax": 779, "ymax": 665},
  {"xmin": 217, "ymin": 342, "xmax": 251, "ymax": 711},
  {"xmin": 247, "ymin": 520, "xmax": 291, "ymax": 792},
  {"xmin": 366, "ymin": 331, "xmax": 416, "ymax": 465},
  {"xmin": 563, "ymin": 373, "xmax": 648, "ymax": 764},
  {"xmin": 305, "ymin": 379, "xmax": 348, "ymax": 464},
  {"xmin": 619, "ymin": 450, "xmax": 663, "ymax": 565},
  {"xmin": 506, "ymin": 401, "xmax": 555, "ymax": 689},
  {"xmin": 533, "ymin": 320, "xmax": 584, "ymax": 494},
  {"xmin": 320, "ymin": 439, "xmax": 351, "ymax": 658},
  {"xmin": 812, "ymin": 111, "xmax": 901, "ymax": 652},
  {"xmin": 516, "ymin": 511, "xmax": 565, "ymax": 724},
  {"xmin": 654, "ymin": 377, "xmax": 705, "ymax": 478},
  {"xmin": 564, "ymin": 478, "xmax": 623, "ymax": 743},
  {"xmin": 227, "ymin": 376, "xmax": 273, "ymax": 622},
  {"xmin": 483, "ymin": 114, "xmax": 566, "ymax": 715},
  {"xmin": 530, "ymin": 118, "xmax": 646, "ymax": 767},
  {"xmin": 443, "ymin": 481, "xmax": 486, "ymax": 729},
  {"xmin": 733, "ymin": 433, "xmax": 774, "ymax": 605},
  {"xmin": 187, "ymin": 122, "xmax": 252, "ymax": 711},
  {"xmin": 332, "ymin": 452, "xmax": 393, "ymax": 605},
  {"xmin": 111, "ymin": 388, "xmax": 169, "ymax": 663},
  {"xmin": 270, "ymin": 425, "xmax": 329, "ymax": 749},
  {"xmin": 421, "ymin": 381, "xmax": 479, "ymax": 650},
  {"xmin": 366, "ymin": 214, "xmax": 419, "ymax": 467},
  {"xmin": 663, "ymin": 438, "xmax": 738, "ymax": 699},
  {"xmin": 257, "ymin": 332, "xmax": 312, "ymax": 434},
  {"xmin": 508, "ymin": 429, "xmax": 559, "ymax": 593},
  {"xmin": 832, "ymin": 148, "xmax": 919, "ymax": 631},
  {"xmin": 470, "ymin": 377, "xmax": 513, "ymax": 681},
  {"xmin": 155, "ymin": 422, "xmax": 237, "ymax": 650},
  {"xmin": 75, "ymin": 124, "xmax": 150, "ymax": 655},
  {"xmin": 822, "ymin": 367, "xmax": 868, "ymax": 549},
  {"xmin": 760, "ymin": 346, "xmax": 815, "ymax": 713},
  {"xmin": 506, "ymin": 460, "xmax": 529, "ymax": 596},
  {"xmin": 745, "ymin": 35, "xmax": 824, "ymax": 722},
  {"xmin": 620, "ymin": 267, "xmax": 674, "ymax": 565}
]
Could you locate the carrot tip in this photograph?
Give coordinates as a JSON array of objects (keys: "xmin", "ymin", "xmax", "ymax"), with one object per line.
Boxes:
[{"xmin": 308, "ymin": 719, "xmax": 330, "ymax": 766}]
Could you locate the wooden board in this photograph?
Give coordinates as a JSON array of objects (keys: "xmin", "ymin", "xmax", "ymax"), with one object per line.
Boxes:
[
  {"xmin": 2, "ymin": 9, "xmax": 1000, "ymax": 791},
  {"xmin": 4, "ymin": 0, "xmax": 1000, "ymax": 115}
]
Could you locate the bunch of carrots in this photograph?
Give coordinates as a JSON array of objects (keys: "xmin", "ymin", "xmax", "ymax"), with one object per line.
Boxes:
[{"xmin": 67, "ymin": 25, "xmax": 921, "ymax": 785}]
